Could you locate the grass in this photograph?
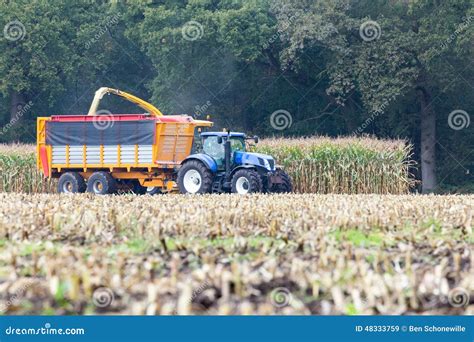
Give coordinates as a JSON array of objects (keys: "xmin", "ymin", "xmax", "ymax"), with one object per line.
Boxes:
[{"xmin": 330, "ymin": 228, "xmax": 387, "ymax": 247}]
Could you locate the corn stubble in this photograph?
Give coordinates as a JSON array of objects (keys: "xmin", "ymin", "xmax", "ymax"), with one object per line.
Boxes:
[{"xmin": 0, "ymin": 193, "xmax": 472, "ymax": 315}]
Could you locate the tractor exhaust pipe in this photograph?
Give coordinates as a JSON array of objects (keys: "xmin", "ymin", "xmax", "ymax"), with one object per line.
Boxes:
[{"xmin": 224, "ymin": 131, "xmax": 231, "ymax": 180}]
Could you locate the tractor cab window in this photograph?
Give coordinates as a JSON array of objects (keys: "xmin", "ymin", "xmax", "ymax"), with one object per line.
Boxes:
[
  {"xmin": 230, "ymin": 137, "xmax": 246, "ymax": 152},
  {"xmin": 191, "ymin": 128, "xmax": 203, "ymax": 153},
  {"xmin": 202, "ymin": 136, "xmax": 225, "ymax": 162}
]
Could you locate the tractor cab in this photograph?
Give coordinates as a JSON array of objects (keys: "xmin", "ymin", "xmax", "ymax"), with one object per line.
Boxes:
[
  {"xmin": 200, "ymin": 132, "xmax": 247, "ymax": 169},
  {"xmin": 178, "ymin": 130, "xmax": 292, "ymax": 194}
]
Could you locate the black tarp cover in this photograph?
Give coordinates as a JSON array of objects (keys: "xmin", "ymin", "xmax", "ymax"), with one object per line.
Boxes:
[{"xmin": 46, "ymin": 120, "xmax": 155, "ymax": 145}]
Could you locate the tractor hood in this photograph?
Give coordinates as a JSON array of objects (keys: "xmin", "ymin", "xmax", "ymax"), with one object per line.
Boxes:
[{"xmin": 234, "ymin": 151, "xmax": 276, "ymax": 171}]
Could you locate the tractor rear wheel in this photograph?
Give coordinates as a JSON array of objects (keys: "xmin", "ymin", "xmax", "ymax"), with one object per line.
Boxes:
[
  {"xmin": 270, "ymin": 169, "xmax": 292, "ymax": 193},
  {"xmin": 177, "ymin": 160, "xmax": 213, "ymax": 194},
  {"xmin": 57, "ymin": 172, "xmax": 86, "ymax": 194},
  {"xmin": 231, "ymin": 169, "xmax": 262, "ymax": 194},
  {"xmin": 86, "ymin": 171, "xmax": 117, "ymax": 195}
]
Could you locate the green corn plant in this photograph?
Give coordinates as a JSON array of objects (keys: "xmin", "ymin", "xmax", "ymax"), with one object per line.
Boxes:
[
  {"xmin": 0, "ymin": 145, "xmax": 55, "ymax": 193},
  {"xmin": 0, "ymin": 138, "xmax": 413, "ymax": 194},
  {"xmin": 254, "ymin": 137, "xmax": 413, "ymax": 194}
]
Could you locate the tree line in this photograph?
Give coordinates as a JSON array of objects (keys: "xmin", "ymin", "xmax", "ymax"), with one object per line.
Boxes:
[{"xmin": 0, "ymin": 0, "xmax": 472, "ymax": 192}]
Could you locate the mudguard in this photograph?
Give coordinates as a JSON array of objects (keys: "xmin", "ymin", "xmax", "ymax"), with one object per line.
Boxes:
[
  {"xmin": 182, "ymin": 153, "xmax": 218, "ymax": 173},
  {"xmin": 229, "ymin": 164, "xmax": 259, "ymax": 178}
]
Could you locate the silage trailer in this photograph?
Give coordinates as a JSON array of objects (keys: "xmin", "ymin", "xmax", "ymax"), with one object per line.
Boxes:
[{"xmin": 37, "ymin": 87, "xmax": 213, "ymax": 194}]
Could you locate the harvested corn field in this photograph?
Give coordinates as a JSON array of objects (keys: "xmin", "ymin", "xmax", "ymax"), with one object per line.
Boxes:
[
  {"xmin": 0, "ymin": 137, "xmax": 413, "ymax": 194},
  {"xmin": 0, "ymin": 193, "xmax": 472, "ymax": 315}
]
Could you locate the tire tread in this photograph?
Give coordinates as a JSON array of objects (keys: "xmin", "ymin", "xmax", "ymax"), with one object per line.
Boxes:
[
  {"xmin": 86, "ymin": 171, "xmax": 117, "ymax": 194},
  {"xmin": 231, "ymin": 169, "xmax": 262, "ymax": 194},
  {"xmin": 177, "ymin": 160, "xmax": 213, "ymax": 194},
  {"xmin": 57, "ymin": 172, "xmax": 86, "ymax": 193}
]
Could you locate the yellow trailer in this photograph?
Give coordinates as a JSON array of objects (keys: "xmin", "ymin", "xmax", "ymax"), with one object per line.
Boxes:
[{"xmin": 37, "ymin": 87, "xmax": 212, "ymax": 194}]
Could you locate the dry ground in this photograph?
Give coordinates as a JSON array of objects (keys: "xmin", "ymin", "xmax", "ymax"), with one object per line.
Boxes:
[{"xmin": 0, "ymin": 193, "xmax": 472, "ymax": 315}]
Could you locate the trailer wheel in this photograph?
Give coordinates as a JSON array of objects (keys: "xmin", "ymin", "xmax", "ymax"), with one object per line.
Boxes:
[
  {"xmin": 177, "ymin": 160, "xmax": 213, "ymax": 194},
  {"xmin": 147, "ymin": 187, "xmax": 162, "ymax": 195},
  {"xmin": 87, "ymin": 171, "xmax": 117, "ymax": 195},
  {"xmin": 130, "ymin": 180, "xmax": 147, "ymax": 195},
  {"xmin": 270, "ymin": 169, "xmax": 293, "ymax": 193},
  {"xmin": 57, "ymin": 172, "xmax": 86, "ymax": 194},
  {"xmin": 231, "ymin": 169, "xmax": 262, "ymax": 194}
]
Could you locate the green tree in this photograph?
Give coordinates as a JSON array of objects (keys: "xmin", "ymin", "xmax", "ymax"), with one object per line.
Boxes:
[
  {"xmin": 0, "ymin": 0, "xmax": 472, "ymax": 191},
  {"xmin": 0, "ymin": 1, "xmax": 76, "ymax": 121},
  {"xmin": 273, "ymin": 0, "xmax": 473, "ymax": 192}
]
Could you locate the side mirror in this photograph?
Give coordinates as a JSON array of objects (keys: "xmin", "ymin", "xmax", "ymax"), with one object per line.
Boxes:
[
  {"xmin": 253, "ymin": 136, "xmax": 259, "ymax": 144},
  {"xmin": 217, "ymin": 136, "xmax": 223, "ymax": 144}
]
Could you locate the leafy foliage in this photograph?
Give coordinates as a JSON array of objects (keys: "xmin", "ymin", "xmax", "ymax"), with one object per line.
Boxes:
[{"xmin": 0, "ymin": 0, "xmax": 472, "ymax": 191}]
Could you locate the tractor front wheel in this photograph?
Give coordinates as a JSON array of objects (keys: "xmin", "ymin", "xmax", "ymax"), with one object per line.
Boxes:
[
  {"xmin": 177, "ymin": 160, "xmax": 213, "ymax": 194},
  {"xmin": 86, "ymin": 171, "xmax": 117, "ymax": 195},
  {"xmin": 57, "ymin": 172, "xmax": 86, "ymax": 194},
  {"xmin": 231, "ymin": 169, "xmax": 263, "ymax": 194}
]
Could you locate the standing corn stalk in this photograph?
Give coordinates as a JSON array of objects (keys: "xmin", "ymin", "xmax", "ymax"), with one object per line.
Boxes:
[
  {"xmin": 0, "ymin": 137, "xmax": 413, "ymax": 194},
  {"xmin": 255, "ymin": 137, "xmax": 413, "ymax": 194}
]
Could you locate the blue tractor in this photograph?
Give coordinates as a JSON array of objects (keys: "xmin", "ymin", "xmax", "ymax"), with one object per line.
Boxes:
[{"xmin": 177, "ymin": 132, "xmax": 292, "ymax": 194}]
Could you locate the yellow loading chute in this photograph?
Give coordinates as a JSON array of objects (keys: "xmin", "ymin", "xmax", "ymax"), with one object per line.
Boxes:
[{"xmin": 87, "ymin": 87, "xmax": 164, "ymax": 117}]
